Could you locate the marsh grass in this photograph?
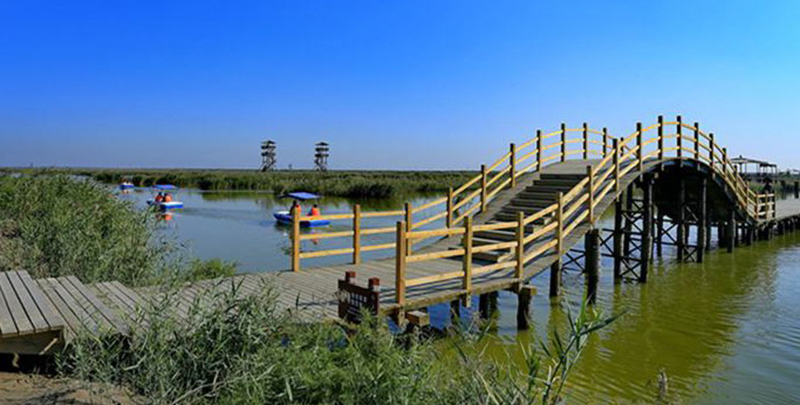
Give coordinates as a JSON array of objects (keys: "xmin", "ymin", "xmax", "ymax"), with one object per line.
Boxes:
[
  {"xmin": 0, "ymin": 175, "xmax": 233, "ymax": 285},
  {"xmin": 4, "ymin": 168, "xmax": 479, "ymax": 198},
  {"xmin": 58, "ymin": 279, "xmax": 615, "ymax": 404}
]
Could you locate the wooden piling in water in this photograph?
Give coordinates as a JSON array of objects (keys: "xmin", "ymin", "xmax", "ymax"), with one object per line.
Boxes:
[
  {"xmin": 585, "ymin": 228, "xmax": 600, "ymax": 303},
  {"xmin": 517, "ymin": 288, "xmax": 532, "ymax": 330},
  {"xmin": 640, "ymin": 176, "xmax": 653, "ymax": 282},
  {"xmin": 697, "ymin": 178, "xmax": 707, "ymax": 263}
]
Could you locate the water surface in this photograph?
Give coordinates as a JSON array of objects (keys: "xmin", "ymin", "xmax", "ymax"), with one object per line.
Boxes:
[{"xmin": 118, "ymin": 188, "xmax": 800, "ymax": 402}]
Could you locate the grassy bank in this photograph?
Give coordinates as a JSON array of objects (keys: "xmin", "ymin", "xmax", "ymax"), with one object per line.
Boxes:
[
  {"xmin": 0, "ymin": 175, "xmax": 233, "ymax": 286},
  {"xmin": 2, "ymin": 168, "xmax": 478, "ymax": 198}
]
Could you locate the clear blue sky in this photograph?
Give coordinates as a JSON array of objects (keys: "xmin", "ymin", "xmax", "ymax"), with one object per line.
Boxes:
[{"xmin": 2, "ymin": 1, "xmax": 799, "ymax": 170}]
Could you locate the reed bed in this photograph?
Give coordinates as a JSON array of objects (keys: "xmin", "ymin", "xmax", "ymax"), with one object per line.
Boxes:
[
  {"xmin": 0, "ymin": 175, "xmax": 233, "ymax": 286},
  {"xmin": 58, "ymin": 279, "xmax": 614, "ymax": 404},
  {"xmin": 3, "ymin": 168, "xmax": 479, "ymax": 198}
]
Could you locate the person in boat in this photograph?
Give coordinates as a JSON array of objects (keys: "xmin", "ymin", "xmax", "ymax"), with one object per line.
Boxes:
[
  {"xmin": 164, "ymin": 193, "xmax": 173, "ymax": 203},
  {"xmin": 291, "ymin": 200, "xmax": 301, "ymax": 215},
  {"xmin": 155, "ymin": 192, "xmax": 164, "ymax": 203},
  {"xmin": 308, "ymin": 204, "xmax": 321, "ymax": 217}
]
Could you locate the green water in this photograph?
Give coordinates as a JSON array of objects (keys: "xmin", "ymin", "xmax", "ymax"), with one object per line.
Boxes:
[
  {"xmin": 118, "ymin": 188, "xmax": 800, "ymax": 402},
  {"xmin": 459, "ymin": 230, "xmax": 800, "ymax": 403}
]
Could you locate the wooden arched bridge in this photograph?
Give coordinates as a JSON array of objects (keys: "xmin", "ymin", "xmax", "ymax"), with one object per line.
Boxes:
[{"xmin": 2, "ymin": 115, "xmax": 800, "ymax": 355}]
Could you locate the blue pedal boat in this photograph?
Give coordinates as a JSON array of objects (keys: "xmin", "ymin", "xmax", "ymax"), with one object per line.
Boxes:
[
  {"xmin": 146, "ymin": 184, "xmax": 185, "ymax": 210},
  {"xmin": 273, "ymin": 192, "xmax": 330, "ymax": 227}
]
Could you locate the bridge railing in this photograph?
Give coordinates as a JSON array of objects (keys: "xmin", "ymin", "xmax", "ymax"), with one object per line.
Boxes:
[
  {"xmin": 288, "ymin": 123, "xmax": 614, "ymax": 271},
  {"xmin": 390, "ymin": 116, "xmax": 777, "ymax": 307}
]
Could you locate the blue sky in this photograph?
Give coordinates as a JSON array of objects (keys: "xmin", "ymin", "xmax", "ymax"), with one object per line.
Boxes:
[{"xmin": 2, "ymin": 1, "xmax": 800, "ymax": 170}]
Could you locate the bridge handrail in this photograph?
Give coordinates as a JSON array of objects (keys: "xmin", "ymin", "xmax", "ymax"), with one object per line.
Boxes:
[
  {"xmin": 392, "ymin": 115, "xmax": 778, "ymax": 306},
  {"xmin": 288, "ymin": 122, "xmax": 614, "ymax": 271}
]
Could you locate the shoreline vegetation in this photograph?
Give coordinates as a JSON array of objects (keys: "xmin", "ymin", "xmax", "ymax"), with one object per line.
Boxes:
[
  {"xmin": 0, "ymin": 174, "xmax": 616, "ymax": 403},
  {"xmin": 0, "ymin": 167, "xmax": 479, "ymax": 199}
]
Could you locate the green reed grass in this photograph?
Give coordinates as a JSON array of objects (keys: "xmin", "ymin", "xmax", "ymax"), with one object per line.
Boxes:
[
  {"xmin": 57, "ymin": 278, "xmax": 614, "ymax": 404},
  {"xmin": 3, "ymin": 168, "xmax": 478, "ymax": 198},
  {"xmin": 0, "ymin": 175, "xmax": 232, "ymax": 285}
]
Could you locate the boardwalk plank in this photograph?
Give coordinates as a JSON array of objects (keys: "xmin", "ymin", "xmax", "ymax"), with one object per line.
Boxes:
[
  {"xmin": 0, "ymin": 272, "xmax": 32, "ymax": 336},
  {"xmin": 7, "ymin": 271, "xmax": 49, "ymax": 333},
  {"xmin": 19, "ymin": 272, "xmax": 64, "ymax": 331}
]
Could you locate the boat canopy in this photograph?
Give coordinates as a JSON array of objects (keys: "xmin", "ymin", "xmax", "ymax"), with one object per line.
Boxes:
[
  {"xmin": 153, "ymin": 184, "xmax": 178, "ymax": 190},
  {"xmin": 283, "ymin": 192, "xmax": 321, "ymax": 201}
]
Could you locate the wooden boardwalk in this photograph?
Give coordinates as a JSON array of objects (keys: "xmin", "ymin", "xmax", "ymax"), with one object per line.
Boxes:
[{"xmin": 3, "ymin": 116, "xmax": 800, "ymax": 355}]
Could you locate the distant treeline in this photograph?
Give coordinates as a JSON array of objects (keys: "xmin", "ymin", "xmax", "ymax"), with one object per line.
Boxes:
[{"xmin": 0, "ymin": 168, "xmax": 479, "ymax": 198}]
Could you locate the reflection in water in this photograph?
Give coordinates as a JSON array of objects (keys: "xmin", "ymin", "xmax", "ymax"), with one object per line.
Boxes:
[
  {"xmin": 450, "ymin": 231, "xmax": 800, "ymax": 403},
  {"xmin": 117, "ymin": 187, "xmax": 800, "ymax": 402}
]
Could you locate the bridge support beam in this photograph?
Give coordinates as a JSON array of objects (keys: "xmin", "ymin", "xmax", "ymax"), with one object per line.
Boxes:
[
  {"xmin": 585, "ymin": 228, "xmax": 600, "ymax": 303},
  {"xmin": 639, "ymin": 176, "xmax": 653, "ymax": 282},
  {"xmin": 727, "ymin": 210, "xmax": 736, "ymax": 253},
  {"xmin": 656, "ymin": 212, "xmax": 664, "ymax": 258},
  {"xmin": 677, "ymin": 178, "xmax": 687, "ymax": 261},
  {"xmin": 549, "ymin": 260, "xmax": 562, "ymax": 297},
  {"xmin": 613, "ymin": 197, "xmax": 624, "ymax": 283},
  {"xmin": 517, "ymin": 288, "xmax": 532, "ymax": 330},
  {"xmin": 697, "ymin": 178, "xmax": 707, "ymax": 263}
]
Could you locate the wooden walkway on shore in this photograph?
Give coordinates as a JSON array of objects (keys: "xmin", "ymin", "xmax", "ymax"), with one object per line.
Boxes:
[{"xmin": 4, "ymin": 116, "xmax": 800, "ymax": 355}]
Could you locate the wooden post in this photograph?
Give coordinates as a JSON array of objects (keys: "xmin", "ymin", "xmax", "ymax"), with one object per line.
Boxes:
[
  {"xmin": 623, "ymin": 183, "xmax": 634, "ymax": 258},
  {"xmin": 693, "ymin": 122, "xmax": 700, "ymax": 161},
  {"xmin": 636, "ymin": 122, "xmax": 643, "ymax": 173},
  {"xmin": 697, "ymin": 179, "xmax": 707, "ymax": 263},
  {"xmin": 709, "ymin": 132, "xmax": 715, "ymax": 168},
  {"xmin": 405, "ymin": 202, "xmax": 413, "ymax": 254},
  {"xmin": 536, "ymin": 130, "xmax": 543, "ymax": 170},
  {"xmin": 613, "ymin": 195, "xmax": 624, "ymax": 282},
  {"xmin": 517, "ymin": 288, "xmax": 532, "ymax": 330},
  {"xmin": 585, "ymin": 228, "xmax": 600, "ymax": 303},
  {"xmin": 613, "ymin": 138, "xmax": 620, "ymax": 194},
  {"xmin": 550, "ymin": 192, "xmax": 564, "ymax": 297},
  {"xmin": 446, "ymin": 187, "xmax": 454, "ymax": 228},
  {"xmin": 727, "ymin": 210, "xmax": 736, "ymax": 253},
  {"xmin": 722, "ymin": 147, "xmax": 728, "ymax": 178},
  {"xmin": 353, "ymin": 204, "xmax": 361, "ymax": 264},
  {"xmin": 395, "ymin": 221, "xmax": 406, "ymax": 305},
  {"xmin": 509, "ymin": 143, "xmax": 517, "ymax": 187},
  {"xmin": 677, "ymin": 178, "xmax": 686, "ymax": 261},
  {"xmin": 480, "ymin": 164, "xmax": 488, "ymax": 212},
  {"xmin": 515, "ymin": 211, "xmax": 525, "ymax": 282},
  {"xmin": 582, "ymin": 122, "xmax": 589, "ymax": 159},
  {"xmin": 640, "ymin": 176, "xmax": 653, "ymax": 282},
  {"xmin": 657, "ymin": 115, "xmax": 664, "ymax": 161},
  {"xmin": 656, "ymin": 212, "xmax": 664, "ymax": 257},
  {"xmin": 676, "ymin": 115, "xmax": 683, "ymax": 159},
  {"xmin": 560, "ymin": 123, "xmax": 567, "ymax": 162},
  {"xmin": 291, "ymin": 204, "xmax": 301, "ymax": 272},
  {"xmin": 587, "ymin": 165, "xmax": 595, "ymax": 224},
  {"xmin": 462, "ymin": 216, "xmax": 473, "ymax": 305},
  {"xmin": 602, "ymin": 128, "xmax": 608, "ymax": 156}
]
